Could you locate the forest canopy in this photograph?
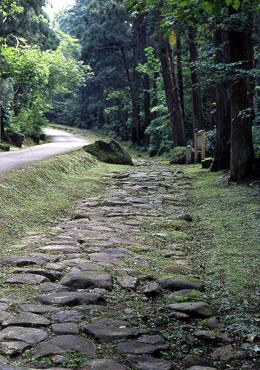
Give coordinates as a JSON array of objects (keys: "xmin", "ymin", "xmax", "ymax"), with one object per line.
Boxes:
[{"xmin": 1, "ymin": 0, "xmax": 260, "ymax": 180}]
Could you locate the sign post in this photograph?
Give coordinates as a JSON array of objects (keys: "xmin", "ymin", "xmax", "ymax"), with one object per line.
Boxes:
[{"xmin": 195, "ymin": 130, "xmax": 206, "ymax": 163}]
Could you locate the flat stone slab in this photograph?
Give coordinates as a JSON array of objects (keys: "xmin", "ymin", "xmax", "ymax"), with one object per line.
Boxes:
[
  {"xmin": 116, "ymin": 341, "xmax": 160, "ymax": 355},
  {"xmin": 166, "ymin": 302, "xmax": 214, "ymax": 318},
  {"xmin": 0, "ymin": 326, "xmax": 48, "ymax": 344},
  {"xmin": 166, "ymin": 289, "xmax": 205, "ymax": 304},
  {"xmin": 2, "ymin": 256, "xmax": 40, "ymax": 267},
  {"xmin": 36, "ymin": 282, "xmax": 70, "ymax": 293},
  {"xmin": 5, "ymin": 274, "xmax": 49, "ymax": 285},
  {"xmin": 18, "ymin": 304, "xmax": 60, "ymax": 314},
  {"xmin": 83, "ymin": 359, "xmax": 126, "ymax": 370},
  {"xmin": 35, "ymin": 292, "xmax": 105, "ymax": 306},
  {"xmin": 39, "ymin": 245, "xmax": 81, "ymax": 253},
  {"xmin": 83, "ymin": 323, "xmax": 140, "ymax": 343},
  {"xmin": 117, "ymin": 276, "xmax": 139, "ymax": 290},
  {"xmin": 59, "ymin": 270, "xmax": 113, "ymax": 291},
  {"xmin": 51, "ymin": 310, "xmax": 83, "ymax": 323},
  {"xmin": 0, "ymin": 366, "xmax": 39, "ymax": 370},
  {"xmin": 125, "ymin": 354, "xmax": 173, "ymax": 370},
  {"xmin": 158, "ymin": 276, "xmax": 203, "ymax": 291},
  {"xmin": 49, "ymin": 335, "xmax": 96, "ymax": 355},
  {"xmin": 0, "ymin": 311, "xmax": 14, "ymax": 324},
  {"xmin": 88, "ymin": 252, "xmax": 125, "ymax": 265},
  {"xmin": 143, "ymin": 283, "xmax": 164, "ymax": 298},
  {"xmin": 0, "ymin": 341, "xmax": 31, "ymax": 356},
  {"xmin": 187, "ymin": 367, "xmax": 218, "ymax": 370},
  {"xmin": 12, "ymin": 268, "xmax": 62, "ymax": 282},
  {"xmin": 52, "ymin": 323, "xmax": 79, "ymax": 335},
  {"xmin": 209, "ymin": 345, "xmax": 246, "ymax": 362},
  {"xmin": 2, "ymin": 312, "xmax": 50, "ymax": 328},
  {"xmin": 32, "ymin": 342, "xmax": 65, "ymax": 360},
  {"xmin": 137, "ymin": 335, "xmax": 170, "ymax": 350}
]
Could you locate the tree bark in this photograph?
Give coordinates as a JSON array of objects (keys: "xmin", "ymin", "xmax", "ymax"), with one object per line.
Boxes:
[
  {"xmin": 211, "ymin": 28, "xmax": 231, "ymax": 171},
  {"xmin": 228, "ymin": 4, "xmax": 254, "ymax": 181},
  {"xmin": 176, "ymin": 34, "xmax": 184, "ymax": 120},
  {"xmin": 158, "ymin": 40, "xmax": 186, "ymax": 147},
  {"xmin": 188, "ymin": 26, "xmax": 203, "ymax": 136}
]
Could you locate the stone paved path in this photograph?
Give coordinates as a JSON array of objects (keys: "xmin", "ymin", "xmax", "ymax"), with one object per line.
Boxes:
[{"xmin": 0, "ymin": 160, "xmax": 249, "ymax": 370}]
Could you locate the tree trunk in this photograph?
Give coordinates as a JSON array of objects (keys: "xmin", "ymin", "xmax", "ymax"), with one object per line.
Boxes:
[
  {"xmin": 188, "ymin": 26, "xmax": 203, "ymax": 136},
  {"xmin": 228, "ymin": 4, "xmax": 254, "ymax": 181},
  {"xmin": 176, "ymin": 34, "xmax": 184, "ymax": 120},
  {"xmin": 211, "ymin": 28, "xmax": 231, "ymax": 171},
  {"xmin": 159, "ymin": 40, "xmax": 186, "ymax": 147},
  {"xmin": 168, "ymin": 43, "xmax": 186, "ymax": 145},
  {"xmin": 121, "ymin": 46, "xmax": 140, "ymax": 144}
]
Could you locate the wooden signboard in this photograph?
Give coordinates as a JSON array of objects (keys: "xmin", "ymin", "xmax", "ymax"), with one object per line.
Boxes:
[{"xmin": 195, "ymin": 130, "xmax": 206, "ymax": 163}]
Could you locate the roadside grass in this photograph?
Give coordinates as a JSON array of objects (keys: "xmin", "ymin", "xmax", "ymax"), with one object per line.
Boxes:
[
  {"xmin": 181, "ymin": 165, "xmax": 260, "ymax": 340},
  {"xmin": 0, "ymin": 148, "xmax": 133, "ymax": 252}
]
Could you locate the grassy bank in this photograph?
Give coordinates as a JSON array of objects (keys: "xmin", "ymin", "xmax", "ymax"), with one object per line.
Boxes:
[
  {"xmin": 0, "ymin": 148, "xmax": 132, "ymax": 251},
  {"xmin": 181, "ymin": 166, "xmax": 260, "ymax": 343}
]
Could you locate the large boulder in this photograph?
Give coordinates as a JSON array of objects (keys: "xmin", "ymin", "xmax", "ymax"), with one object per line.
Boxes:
[
  {"xmin": 83, "ymin": 139, "xmax": 134, "ymax": 166},
  {"xmin": 6, "ymin": 132, "xmax": 24, "ymax": 148},
  {"xmin": 170, "ymin": 146, "xmax": 194, "ymax": 164}
]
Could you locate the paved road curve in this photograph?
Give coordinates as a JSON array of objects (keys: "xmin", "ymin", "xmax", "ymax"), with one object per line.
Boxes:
[{"xmin": 0, "ymin": 128, "xmax": 91, "ymax": 174}]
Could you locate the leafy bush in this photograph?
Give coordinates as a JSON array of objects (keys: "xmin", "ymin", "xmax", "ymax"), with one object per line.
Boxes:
[{"xmin": 10, "ymin": 109, "xmax": 48, "ymax": 138}]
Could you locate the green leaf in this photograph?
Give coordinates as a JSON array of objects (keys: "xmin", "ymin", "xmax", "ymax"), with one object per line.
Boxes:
[
  {"xmin": 225, "ymin": 0, "xmax": 233, "ymax": 6},
  {"xmin": 194, "ymin": 10, "xmax": 203, "ymax": 19},
  {"xmin": 200, "ymin": 2, "xmax": 213, "ymax": 12},
  {"xmin": 233, "ymin": 0, "xmax": 240, "ymax": 10}
]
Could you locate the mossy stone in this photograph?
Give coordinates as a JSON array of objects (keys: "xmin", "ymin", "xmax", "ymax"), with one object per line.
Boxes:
[
  {"xmin": 170, "ymin": 146, "xmax": 194, "ymax": 164},
  {"xmin": 201, "ymin": 158, "xmax": 213, "ymax": 169},
  {"xmin": 83, "ymin": 139, "xmax": 134, "ymax": 166},
  {"xmin": 166, "ymin": 289, "xmax": 205, "ymax": 304}
]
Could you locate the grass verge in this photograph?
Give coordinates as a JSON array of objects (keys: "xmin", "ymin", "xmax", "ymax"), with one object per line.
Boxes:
[
  {"xmin": 182, "ymin": 165, "xmax": 260, "ymax": 343},
  {"xmin": 0, "ymin": 148, "xmax": 133, "ymax": 252}
]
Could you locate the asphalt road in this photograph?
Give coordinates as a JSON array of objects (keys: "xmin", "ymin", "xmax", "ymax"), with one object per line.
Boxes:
[{"xmin": 0, "ymin": 128, "xmax": 91, "ymax": 174}]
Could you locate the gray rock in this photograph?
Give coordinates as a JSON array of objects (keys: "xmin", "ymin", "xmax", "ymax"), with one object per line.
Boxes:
[
  {"xmin": 35, "ymin": 292, "xmax": 105, "ymax": 306},
  {"xmin": 125, "ymin": 354, "xmax": 173, "ymax": 369},
  {"xmin": 202, "ymin": 317, "xmax": 224, "ymax": 330},
  {"xmin": 83, "ymin": 139, "xmax": 134, "ymax": 166},
  {"xmin": 83, "ymin": 323, "xmax": 140, "ymax": 343},
  {"xmin": 2, "ymin": 312, "xmax": 50, "ymax": 328},
  {"xmin": 83, "ymin": 359, "xmax": 126, "ymax": 370},
  {"xmin": 52, "ymin": 310, "xmax": 83, "ymax": 323},
  {"xmin": 166, "ymin": 302, "xmax": 214, "ymax": 318},
  {"xmin": 166, "ymin": 289, "xmax": 205, "ymax": 304},
  {"xmin": 143, "ymin": 283, "xmax": 164, "ymax": 298},
  {"xmin": 116, "ymin": 341, "xmax": 160, "ymax": 355},
  {"xmin": 209, "ymin": 344, "xmax": 246, "ymax": 362},
  {"xmin": 0, "ymin": 366, "xmax": 38, "ymax": 370},
  {"xmin": 117, "ymin": 276, "xmax": 139, "ymax": 290},
  {"xmin": 158, "ymin": 276, "xmax": 203, "ymax": 291},
  {"xmin": 52, "ymin": 323, "xmax": 79, "ymax": 335},
  {"xmin": 0, "ymin": 326, "xmax": 48, "ymax": 344},
  {"xmin": 187, "ymin": 367, "xmax": 218, "ymax": 370},
  {"xmin": 49, "ymin": 335, "xmax": 96, "ymax": 355},
  {"xmin": 39, "ymin": 245, "xmax": 81, "ymax": 254},
  {"xmin": 5, "ymin": 274, "xmax": 49, "ymax": 285},
  {"xmin": 2, "ymin": 256, "xmax": 39, "ymax": 267},
  {"xmin": 18, "ymin": 304, "xmax": 59, "ymax": 314},
  {"xmin": 36, "ymin": 282, "xmax": 70, "ymax": 293},
  {"xmin": 45, "ymin": 262, "xmax": 66, "ymax": 271},
  {"xmin": 137, "ymin": 335, "xmax": 170, "ymax": 350},
  {"xmin": 168, "ymin": 311, "xmax": 190, "ymax": 320},
  {"xmin": 12, "ymin": 268, "xmax": 62, "ymax": 282},
  {"xmin": 0, "ymin": 311, "xmax": 14, "ymax": 324},
  {"xmin": 59, "ymin": 270, "xmax": 113, "ymax": 291},
  {"xmin": 0, "ymin": 341, "xmax": 31, "ymax": 356},
  {"xmin": 32, "ymin": 342, "xmax": 64, "ymax": 360},
  {"xmin": 193, "ymin": 330, "xmax": 216, "ymax": 341}
]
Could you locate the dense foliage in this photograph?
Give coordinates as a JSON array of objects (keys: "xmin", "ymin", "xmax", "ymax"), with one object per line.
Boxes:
[
  {"xmin": 0, "ymin": 0, "xmax": 91, "ymax": 139},
  {"xmin": 1, "ymin": 0, "xmax": 260, "ymax": 180}
]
